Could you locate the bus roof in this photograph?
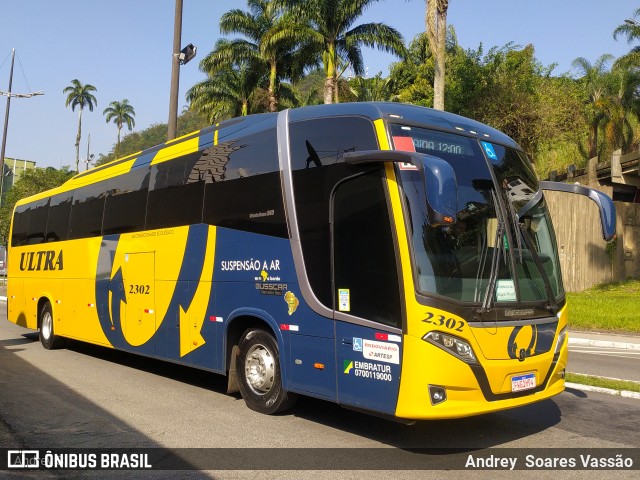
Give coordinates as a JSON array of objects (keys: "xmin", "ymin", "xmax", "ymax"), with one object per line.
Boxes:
[
  {"xmin": 15, "ymin": 102, "xmax": 519, "ymax": 207},
  {"xmin": 287, "ymin": 102, "xmax": 519, "ymax": 148}
]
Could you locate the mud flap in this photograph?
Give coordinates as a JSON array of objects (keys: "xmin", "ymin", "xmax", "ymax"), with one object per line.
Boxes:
[{"xmin": 226, "ymin": 344, "xmax": 240, "ymax": 394}]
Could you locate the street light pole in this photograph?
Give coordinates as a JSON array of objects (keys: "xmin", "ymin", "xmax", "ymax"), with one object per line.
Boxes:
[
  {"xmin": 0, "ymin": 48, "xmax": 44, "ymax": 207},
  {"xmin": 0, "ymin": 49, "xmax": 16, "ymax": 200},
  {"xmin": 167, "ymin": 0, "xmax": 183, "ymax": 141}
]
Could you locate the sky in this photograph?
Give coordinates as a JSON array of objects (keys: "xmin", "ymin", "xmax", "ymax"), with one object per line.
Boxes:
[{"xmin": 0, "ymin": 0, "xmax": 637, "ymax": 170}]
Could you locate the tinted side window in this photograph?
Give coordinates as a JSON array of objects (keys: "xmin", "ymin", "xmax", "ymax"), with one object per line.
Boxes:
[
  {"xmin": 146, "ymin": 152, "xmax": 204, "ymax": 230},
  {"xmin": 46, "ymin": 192, "xmax": 72, "ymax": 242},
  {"xmin": 26, "ymin": 199, "xmax": 49, "ymax": 245},
  {"xmin": 11, "ymin": 205, "xmax": 30, "ymax": 247},
  {"xmin": 103, "ymin": 167, "xmax": 149, "ymax": 235},
  {"xmin": 69, "ymin": 182, "xmax": 107, "ymax": 239},
  {"xmin": 202, "ymin": 128, "xmax": 287, "ymax": 237},
  {"xmin": 290, "ymin": 117, "xmax": 378, "ymax": 308},
  {"xmin": 333, "ymin": 171, "xmax": 401, "ymax": 327}
]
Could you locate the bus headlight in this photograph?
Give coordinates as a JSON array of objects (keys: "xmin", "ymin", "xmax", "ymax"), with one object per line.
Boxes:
[
  {"xmin": 423, "ymin": 331, "xmax": 477, "ymax": 364},
  {"xmin": 554, "ymin": 326, "xmax": 567, "ymax": 354}
]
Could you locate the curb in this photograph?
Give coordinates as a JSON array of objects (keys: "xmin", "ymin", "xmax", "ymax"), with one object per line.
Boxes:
[
  {"xmin": 565, "ymin": 381, "xmax": 640, "ymax": 400},
  {"xmin": 568, "ymin": 336, "xmax": 640, "ymax": 351}
]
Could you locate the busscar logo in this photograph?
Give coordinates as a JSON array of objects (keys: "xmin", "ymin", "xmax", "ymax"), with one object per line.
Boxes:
[
  {"xmin": 19, "ymin": 250, "xmax": 63, "ymax": 271},
  {"xmin": 8, "ymin": 450, "xmax": 40, "ymax": 468}
]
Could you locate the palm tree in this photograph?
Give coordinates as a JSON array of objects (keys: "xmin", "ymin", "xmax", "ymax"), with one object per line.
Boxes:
[
  {"xmin": 613, "ymin": 9, "xmax": 640, "ymax": 48},
  {"xmin": 63, "ymin": 79, "xmax": 97, "ymax": 172},
  {"xmin": 572, "ymin": 54, "xmax": 614, "ymax": 159},
  {"xmin": 187, "ymin": 54, "xmax": 266, "ymax": 121},
  {"xmin": 277, "ymin": 0, "xmax": 406, "ymax": 104},
  {"xmin": 601, "ymin": 64, "xmax": 640, "ymax": 154},
  {"xmin": 202, "ymin": 0, "xmax": 312, "ymax": 113},
  {"xmin": 613, "ymin": 9, "xmax": 640, "ymax": 70},
  {"xmin": 426, "ymin": 0, "xmax": 449, "ymax": 110},
  {"xmin": 103, "ymin": 99, "xmax": 136, "ymax": 157}
]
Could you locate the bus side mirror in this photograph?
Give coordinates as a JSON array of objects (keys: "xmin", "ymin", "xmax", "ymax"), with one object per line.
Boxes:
[
  {"xmin": 343, "ymin": 150, "xmax": 458, "ymax": 227},
  {"xmin": 540, "ymin": 181, "xmax": 616, "ymax": 241},
  {"xmin": 423, "ymin": 155, "xmax": 458, "ymax": 227}
]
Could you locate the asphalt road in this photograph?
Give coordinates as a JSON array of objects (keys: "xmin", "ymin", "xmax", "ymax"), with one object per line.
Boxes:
[
  {"xmin": 1, "ymin": 302, "xmax": 639, "ymax": 479},
  {"xmin": 568, "ymin": 345, "xmax": 640, "ymax": 382}
]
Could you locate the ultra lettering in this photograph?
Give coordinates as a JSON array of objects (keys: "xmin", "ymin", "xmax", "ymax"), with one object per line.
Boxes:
[{"xmin": 19, "ymin": 250, "xmax": 63, "ymax": 271}]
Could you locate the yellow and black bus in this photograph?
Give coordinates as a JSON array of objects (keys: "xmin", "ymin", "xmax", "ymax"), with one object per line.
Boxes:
[{"xmin": 7, "ymin": 103, "xmax": 615, "ymax": 419}]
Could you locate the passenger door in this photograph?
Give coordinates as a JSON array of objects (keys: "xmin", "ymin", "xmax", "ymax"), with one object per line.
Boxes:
[{"xmin": 332, "ymin": 169, "xmax": 404, "ymax": 415}]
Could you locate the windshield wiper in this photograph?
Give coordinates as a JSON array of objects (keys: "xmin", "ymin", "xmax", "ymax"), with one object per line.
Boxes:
[
  {"xmin": 517, "ymin": 222, "xmax": 559, "ymax": 314},
  {"xmin": 505, "ymin": 194, "xmax": 523, "ymax": 263},
  {"xmin": 477, "ymin": 220, "xmax": 504, "ymax": 315},
  {"xmin": 476, "ymin": 190, "xmax": 507, "ymax": 315}
]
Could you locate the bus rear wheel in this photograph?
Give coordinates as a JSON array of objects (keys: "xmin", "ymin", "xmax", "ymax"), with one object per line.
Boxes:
[
  {"xmin": 39, "ymin": 302, "xmax": 65, "ymax": 350},
  {"xmin": 236, "ymin": 329, "xmax": 296, "ymax": 414}
]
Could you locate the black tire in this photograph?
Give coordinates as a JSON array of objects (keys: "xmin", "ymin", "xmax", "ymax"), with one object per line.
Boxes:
[
  {"xmin": 39, "ymin": 302, "xmax": 66, "ymax": 350},
  {"xmin": 236, "ymin": 329, "xmax": 297, "ymax": 414}
]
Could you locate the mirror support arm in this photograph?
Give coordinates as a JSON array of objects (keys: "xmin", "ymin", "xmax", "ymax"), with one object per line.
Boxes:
[{"xmin": 540, "ymin": 181, "xmax": 616, "ymax": 241}]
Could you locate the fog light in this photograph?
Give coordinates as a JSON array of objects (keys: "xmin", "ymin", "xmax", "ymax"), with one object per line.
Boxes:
[
  {"xmin": 560, "ymin": 369, "xmax": 565, "ymax": 379},
  {"xmin": 428, "ymin": 385, "xmax": 447, "ymax": 406}
]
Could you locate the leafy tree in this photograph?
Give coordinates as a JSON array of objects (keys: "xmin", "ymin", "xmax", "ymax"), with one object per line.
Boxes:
[
  {"xmin": 348, "ymin": 72, "xmax": 395, "ymax": 101},
  {"xmin": 389, "ymin": 27, "xmax": 462, "ymax": 109},
  {"xmin": 63, "ymin": 79, "xmax": 97, "ymax": 173},
  {"xmin": 278, "ymin": 0, "xmax": 406, "ymax": 104},
  {"xmin": 103, "ymin": 99, "xmax": 136, "ymax": 157},
  {"xmin": 469, "ymin": 45, "xmax": 547, "ymax": 154},
  {"xmin": 388, "ymin": 32, "xmax": 434, "ymax": 106},
  {"xmin": 390, "ymin": 36, "xmax": 587, "ymax": 176},
  {"xmin": 0, "ymin": 167, "xmax": 74, "ymax": 242},
  {"xmin": 290, "ymin": 68, "xmax": 324, "ymax": 106}
]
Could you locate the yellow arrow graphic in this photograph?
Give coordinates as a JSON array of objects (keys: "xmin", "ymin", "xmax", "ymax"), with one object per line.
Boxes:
[{"xmin": 179, "ymin": 226, "xmax": 217, "ymax": 357}]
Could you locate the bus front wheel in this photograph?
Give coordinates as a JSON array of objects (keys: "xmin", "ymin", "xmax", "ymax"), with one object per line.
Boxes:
[
  {"xmin": 39, "ymin": 302, "xmax": 65, "ymax": 350},
  {"xmin": 236, "ymin": 329, "xmax": 296, "ymax": 414}
]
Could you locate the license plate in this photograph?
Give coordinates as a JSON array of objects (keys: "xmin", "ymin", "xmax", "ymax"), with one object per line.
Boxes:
[{"xmin": 511, "ymin": 373, "xmax": 536, "ymax": 392}]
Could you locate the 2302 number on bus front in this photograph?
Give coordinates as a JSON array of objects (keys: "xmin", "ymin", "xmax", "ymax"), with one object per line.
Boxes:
[{"xmin": 422, "ymin": 312, "xmax": 465, "ymax": 332}]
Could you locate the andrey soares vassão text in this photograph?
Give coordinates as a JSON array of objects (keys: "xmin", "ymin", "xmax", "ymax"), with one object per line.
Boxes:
[{"xmin": 465, "ymin": 453, "xmax": 635, "ymax": 470}]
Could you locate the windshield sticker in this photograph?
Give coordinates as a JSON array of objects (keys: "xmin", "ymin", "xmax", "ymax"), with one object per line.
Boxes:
[
  {"xmin": 481, "ymin": 141, "xmax": 498, "ymax": 161},
  {"xmin": 496, "ymin": 279, "xmax": 517, "ymax": 302},
  {"xmin": 392, "ymin": 137, "xmax": 419, "ymax": 169},
  {"xmin": 392, "ymin": 136, "xmax": 416, "ymax": 152},
  {"xmin": 398, "ymin": 162, "xmax": 419, "ymax": 171},
  {"xmin": 338, "ymin": 288, "xmax": 350, "ymax": 312}
]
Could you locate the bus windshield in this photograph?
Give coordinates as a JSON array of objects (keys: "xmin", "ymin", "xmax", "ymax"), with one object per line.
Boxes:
[{"xmin": 390, "ymin": 124, "xmax": 564, "ymax": 306}]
